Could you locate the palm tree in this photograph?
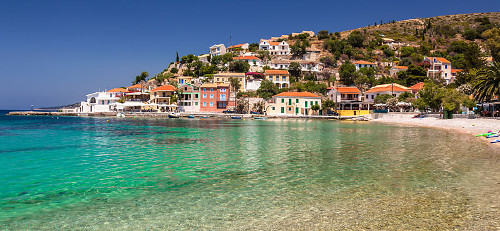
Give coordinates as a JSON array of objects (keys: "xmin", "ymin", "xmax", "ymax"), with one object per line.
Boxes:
[{"xmin": 473, "ymin": 61, "xmax": 500, "ymax": 102}]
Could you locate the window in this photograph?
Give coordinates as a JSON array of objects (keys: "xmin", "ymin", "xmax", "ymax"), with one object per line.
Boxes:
[
  {"xmin": 281, "ymin": 107, "xmax": 284, "ymax": 113},
  {"xmin": 203, "ymin": 88, "xmax": 206, "ymax": 92},
  {"xmin": 210, "ymin": 102, "xmax": 213, "ymax": 107},
  {"xmin": 281, "ymin": 98, "xmax": 284, "ymax": 103},
  {"xmin": 289, "ymin": 107, "xmax": 292, "ymax": 111},
  {"xmin": 445, "ymin": 73, "xmax": 448, "ymax": 77},
  {"xmin": 445, "ymin": 65, "xmax": 448, "ymax": 69},
  {"xmin": 272, "ymin": 107, "xmax": 275, "ymax": 110},
  {"xmin": 195, "ymin": 102, "xmax": 198, "ymax": 106},
  {"xmin": 220, "ymin": 94, "xmax": 226, "ymax": 100},
  {"xmin": 296, "ymin": 99, "xmax": 299, "ymax": 103},
  {"xmin": 315, "ymin": 101, "xmax": 318, "ymax": 105},
  {"xmin": 216, "ymin": 78, "xmax": 219, "ymax": 82},
  {"xmin": 221, "ymin": 88, "xmax": 226, "ymax": 92},
  {"xmin": 282, "ymin": 76, "xmax": 286, "ymax": 81},
  {"xmin": 203, "ymin": 94, "xmax": 207, "ymax": 98},
  {"xmin": 210, "ymin": 88, "xmax": 213, "ymax": 92},
  {"xmin": 305, "ymin": 101, "xmax": 308, "ymax": 107},
  {"xmin": 310, "ymin": 101, "xmax": 313, "ymax": 107},
  {"xmin": 210, "ymin": 94, "xmax": 213, "ymax": 99},
  {"xmin": 108, "ymin": 100, "xmax": 110, "ymax": 104},
  {"xmin": 203, "ymin": 102, "xmax": 207, "ymax": 107},
  {"xmin": 288, "ymin": 99, "xmax": 292, "ymax": 105}
]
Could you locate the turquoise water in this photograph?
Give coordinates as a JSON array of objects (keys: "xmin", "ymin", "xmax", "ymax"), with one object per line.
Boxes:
[{"xmin": 0, "ymin": 111, "xmax": 498, "ymax": 229}]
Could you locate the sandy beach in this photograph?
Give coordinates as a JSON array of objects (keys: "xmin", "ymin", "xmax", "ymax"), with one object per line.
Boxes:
[{"xmin": 372, "ymin": 113, "xmax": 500, "ymax": 149}]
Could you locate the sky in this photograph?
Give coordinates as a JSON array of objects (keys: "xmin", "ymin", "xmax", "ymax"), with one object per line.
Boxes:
[{"xmin": 0, "ymin": 0, "xmax": 499, "ymax": 109}]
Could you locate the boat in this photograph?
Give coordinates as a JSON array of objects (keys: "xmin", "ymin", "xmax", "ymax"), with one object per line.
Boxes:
[
  {"xmin": 116, "ymin": 112, "xmax": 125, "ymax": 118},
  {"xmin": 168, "ymin": 113, "xmax": 179, "ymax": 118},
  {"xmin": 187, "ymin": 115, "xmax": 195, "ymax": 118},
  {"xmin": 253, "ymin": 117, "xmax": 268, "ymax": 120},
  {"xmin": 231, "ymin": 116, "xmax": 242, "ymax": 120}
]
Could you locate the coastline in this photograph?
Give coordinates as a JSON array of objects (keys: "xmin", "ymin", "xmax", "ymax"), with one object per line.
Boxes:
[{"xmin": 371, "ymin": 113, "xmax": 500, "ymax": 150}]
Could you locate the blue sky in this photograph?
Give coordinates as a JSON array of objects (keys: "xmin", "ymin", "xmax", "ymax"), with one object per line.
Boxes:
[{"xmin": 0, "ymin": 0, "xmax": 499, "ymax": 109}]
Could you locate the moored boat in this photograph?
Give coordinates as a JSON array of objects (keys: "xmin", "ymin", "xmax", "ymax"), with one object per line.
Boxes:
[{"xmin": 231, "ymin": 116, "xmax": 242, "ymax": 120}]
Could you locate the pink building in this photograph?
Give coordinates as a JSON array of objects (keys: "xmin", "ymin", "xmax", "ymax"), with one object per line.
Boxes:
[{"xmin": 199, "ymin": 83, "xmax": 233, "ymax": 112}]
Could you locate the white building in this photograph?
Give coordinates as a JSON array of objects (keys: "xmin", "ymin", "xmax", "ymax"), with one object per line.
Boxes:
[
  {"xmin": 266, "ymin": 92, "xmax": 322, "ymax": 116},
  {"xmin": 424, "ymin": 57, "xmax": 453, "ymax": 84},
  {"xmin": 78, "ymin": 88, "xmax": 126, "ymax": 113},
  {"xmin": 259, "ymin": 41, "xmax": 290, "ymax": 55},
  {"xmin": 364, "ymin": 83, "xmax": 411, "ymax": 103},
  {"xmin": 354, "ymin": 61, "xmax": 377, "ymax": 70},
  {"xmin": 209, "ymin": 44, "xmax": 226, "ymax": 58}
]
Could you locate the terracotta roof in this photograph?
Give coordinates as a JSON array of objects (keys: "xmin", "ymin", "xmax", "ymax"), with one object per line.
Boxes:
[
  {"xmin": 268, "ymin": 42, "xmax": 280, "ymax": 46},
  {"xmin": 265, "ymin": 70, "xmax": 289, "ymax": 75},
  {"xmin": 451, "ymin": 69, "xmax": 462, "ymax": 73},
  {"xmin": 227, "ymin": 43, "xmax": 246, "ymax": 49},
  {"xmin": 335, "ymin": 87, "xmax": 361, "ymax": 93},
  {"xmin": 128, "ymin": 84, "xmax": 143, "ymax": 89},
  {"xmin": 274, "ymin": 92, "xmax": 321, "ymax": 98},
  {"xmin": 214, "ymin": 73, "xmax": 246, "ymax": 77},
  {"xmin": 201, "ymin": 83, "xmax": 230, "ymax": 88},
  {"xmin": 354, "ymin": 61, "xmax": 376, "ymax": 65},
  {"xmin": 151, "ymin": 85, "xmax": 176, "ymax": 92},
  {"xmin": 394, "ymin": 66, "xmax": 408, "ymax": 70},
  {"xmin": 233, "ymin": 56, "xmax": 260, "ymax": 60},
  {"xmin": 366, "ymin": 84, "xmax": 411, "ymax": 93},
  {"xmin": 107, "ymin": 88, "xmax": 128, "ymax": 93},
  {"xmin": 427, "ymin": 57, "xmax": 451, "ymax": 63},
  {"xmin": 410, "ymin": 82, "xmax": 425, "ymax": 90}
]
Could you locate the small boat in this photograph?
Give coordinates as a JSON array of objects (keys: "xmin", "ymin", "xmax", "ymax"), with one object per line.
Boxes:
[
  {"xmin": 116, "ymin": 112, "xmax": 125, "ymax": 118},
  {"xmin": 168, "ymin": 113, "xmax": 179, "ymax": 118},
  {"xmin": 187, "ymin": 115, "xmax": 195, "ymax": 118},
  {"xmin": 253, "ymin": 117, "xmax": 268, "ymax": 120},
  {"xmin": 231, "ymin": 116, "xmax": 242, "ymax": 120}
]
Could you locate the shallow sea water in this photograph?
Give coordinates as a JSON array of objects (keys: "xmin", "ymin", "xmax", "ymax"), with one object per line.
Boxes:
[{"xmin": 0, "ymin": 112, "xmax": 499, "ymax": 230}]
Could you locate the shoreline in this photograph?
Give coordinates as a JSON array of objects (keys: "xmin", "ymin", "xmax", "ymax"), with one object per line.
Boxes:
[{"xmin": 371, "ymin": 113, "xmax": 500, "ymax": 150}]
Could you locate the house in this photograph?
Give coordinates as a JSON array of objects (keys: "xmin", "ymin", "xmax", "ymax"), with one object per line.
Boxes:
[
  {"xmin": 326, "ymin": 87, "xmax": 370, "ymax": 116},
  {"xmin": 175, "ymin": 76, "xmax": 193, "ymax": 85},
  {"xmin": 245, "ymin": 73, "xmax": 265, "ymax": 91},
  {"xmin": 209, "ymin": 44, "xmax": 226, "ymax": 57},
  {"xmin": 233, "ymin": 56, "xmax": 261, "ymax": 67},
  {"xmin": 78, "ymin": 89, "xmax": 126, "ymax": 113},
  {"xmin": 364, "ymin": 83, "xmax": 411, "ymax": 103},
  {"xmin": 177, "ymin": 83, "xmax": 200, "ymax": 113},
  {"xmin": 213, "ymin": 73, "xmax": 246, "ymax": 92},
  {"xmin": 125, "ymin": 84, "xmax": 150, "ymax": 105},
  {"xmin": 327, "ymin": 87, "xmax": 361, "ymax": 103},
  {"xmin": 410, "ymin": 82, "xmax": 425, "ymax": 95},
  {"xmin": 259, "ymin": 41, "xmax": 290, "ymax": 55},
  {"xmin": 264, "ymin": 69, "xmax": 290, "ymax": 89},
  {"xmin": 484, "ymin": 56, "xmax": 494, "ymax": 66},
  {"xmin": 269, "ymin": 60, "xmax": 321, "ymax": 72},
  {"xmin": 354, "ymin": 61, "xmax": 376, "ymax": 70},
  {"xmin": 451, "ymin": 69, "xmax": 462, "ymax": 78},
  {"xmin": 150, "ymin": 85, "xmax": 177, "ymax": 112},
  {"xmin": 389, "ymin": 66, "xmax": 408, "ymax": 76},
  {"xmin": 265, "ymin": 92, "xmax": 322, "ymax": 116},
  {"xmin": 198, "ymin": 54, "xmax": 210, "ymax": 63},
  {"xmin": 227, "ymin": 43, "xmax": 249, "ymax": 54},
  {"xmin": 424, "ymin": 57, "xmax": 452, "ymax": 84},
  {"xmin": 199, "ymin": 83, "xmax": 232, "ymax": 112}
]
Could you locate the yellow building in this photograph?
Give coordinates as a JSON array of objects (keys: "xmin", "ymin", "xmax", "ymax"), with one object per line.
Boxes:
[
  {"xmin": 266, "ymin": 92, "xmax": 322, "ymax": 116},
  {"xmin": 213, "ymin": 73, "xmax": 246, "ymax": 92},
  {"xmin": 264, "ymin": 69, "xmax": 290, "ymax": 89}
]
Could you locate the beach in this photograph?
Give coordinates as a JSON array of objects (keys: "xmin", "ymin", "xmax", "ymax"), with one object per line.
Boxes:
[{"xmin": 372, "ymin": 113, "xmax": 500, "ymax": 149}]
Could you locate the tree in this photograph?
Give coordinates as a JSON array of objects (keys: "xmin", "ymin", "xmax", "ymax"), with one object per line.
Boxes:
[
  {"xmin": 374, "ymin": 94, "xmax": 394, "ymax": 104},
  {"xmin": 176, "ymin": 52, "xmax": 179, "ymax": 63},
  {"xmin": 288, "ymin": 62, "xmax": 302, "ymax": 79},
  {"xmin": 397, "ymin": 92, "xmax": 413, "ymax": 102},
  {"xmin": 386, "ymin": 97, "xmax": 399, "ymax": 111},
  {"xmin": 311, "ymin": 104, "xmax": 320, "ymax": 115},
  {"xmin": 418, "ymin": 81, "xmax": 445, "ymax": 112},
  {"xmin": 170, "ymin": 68, "xmax": 179, "ymax": 74},
  {"xmin": 133, "ymin": 71, "xmax": 149, "ymax": 84},
  {"xmin": 347, "ymin": 31, "xmax": 365, "ymax": 48},
  {"xmin": 248, "ymin": 43, "xmax": 259, "ymax": 52},
  {"xmin": 229, "ymin": 77, "xmax": 242, "ymax": 93},
  {"xmin": 397, "ymin": 64, "xmax": 428, "ymax": 86},
  {"xmin": 339, "ymin": 62, "xmax": 357, "ymax": 86},
  {"xmin": 181, "ymin": 54, "xmax": 198, "ymax": 64},
  {"xmin": 399, "ymin": 46, "xmax": 416, "ymax": 57},
  {"xmin": 318, "ymin": 30, "xmax": 329, "ymax": 40},
  {"xmin": 482, "ymin": 28, "xmax": 500, "ymax": 61},
  {"xmin": 473, "ymin": 62, "xmax": 500, "ymax": 102},
  {"xmin": 256, "ymin": 50, "xmax": 270, "ymax": 64},
  {"xmin": 291, "ymin": 39, "xmax": 310, "ymax": 56},
  {"xmin": 322, "ymin": 99, "xmax": 336, "ymax": 111},
  {"xmin": 155, "ymin": 72, "xmax": 174, "ymax": 84},
  {"xmin": 229, "ymin": 60, "xmax": 250, "ymax": 73},
  {"xmin": 257, "ymin": 80, "xmax": 279, "ymax": 100}
]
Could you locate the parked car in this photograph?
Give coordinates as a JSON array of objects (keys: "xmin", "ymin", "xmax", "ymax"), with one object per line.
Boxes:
[{"xmin": 326, "ymin": 110, "xmax": 339, "ymax": 116}]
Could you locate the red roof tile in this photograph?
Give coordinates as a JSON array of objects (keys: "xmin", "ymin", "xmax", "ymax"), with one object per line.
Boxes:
[
  {"xmin": 107, "ymin": 88, "xmax": 128, "ymax": 93},
  {"xmin": 335, "ymin": 87, "xmax": 361, "ymax": 93},
  {"xmin": 233, "ymin": 56, "xmax": 260, "ymax": 60},
  {"xmin": 366, "ymin": 85, "xmax": 411, "ymax": 93},
  {"xmin": 394, "ymin": 66, "xmax": 408, "ymax": 69},
  {"xmin": 265, "ymin": 70, "xmax": 289, "ymax": 75},
  {"xmin": 427, "ymin": 57, "xmax": 451, "ymax": 63},
  {"xmin": 354, "ymin": 61, "xmax": 376, "ymax": 65},
  {"xmin": 128, "ymin": 84, "xmax": 143, "ymax": 89},
  {"xmin": 151, "ymin": 85, "xmax": 176, "ymax": 92},
  {"xmin": 410, "ymin": 82, "xmax": 425, "ymax": 90}
]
